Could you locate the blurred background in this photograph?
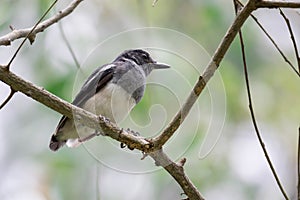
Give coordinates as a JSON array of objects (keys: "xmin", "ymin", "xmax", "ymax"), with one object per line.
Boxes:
[{"xmin": 0, "ymin": 0, "xmax": 299, "ymax": 199}]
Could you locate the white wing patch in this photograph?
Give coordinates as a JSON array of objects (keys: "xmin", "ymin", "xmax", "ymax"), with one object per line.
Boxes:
[{"xmin": 100, "ymin": 64, "xmax": 115, "ymax": 72}]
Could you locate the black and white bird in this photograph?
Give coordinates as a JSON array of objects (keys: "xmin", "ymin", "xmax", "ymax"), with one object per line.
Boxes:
[{"xmin": 49, "ymin": 49, "xmax": 170, "ymax": 151}]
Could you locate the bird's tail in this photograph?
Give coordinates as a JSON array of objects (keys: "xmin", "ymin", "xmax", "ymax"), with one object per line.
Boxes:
[{"xmin": 49, "ymin": 135, "xmax": 65, "ymax": 151}]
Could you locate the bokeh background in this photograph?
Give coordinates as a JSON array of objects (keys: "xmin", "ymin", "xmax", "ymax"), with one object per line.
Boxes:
[{"xmin": 0, "ymin": 0, "xmax": 299, "ymax": 199}]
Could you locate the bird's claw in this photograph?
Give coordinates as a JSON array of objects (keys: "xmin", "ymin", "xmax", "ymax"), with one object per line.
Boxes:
[{"xmin": 126, "ymin": 128, "xmax": 140, "ymax": 136}]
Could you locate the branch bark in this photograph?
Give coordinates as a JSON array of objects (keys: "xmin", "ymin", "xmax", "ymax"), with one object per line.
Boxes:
[
  {"xmin": 257, "ymin": 1, "xmax": 300, "ymax": 8},
  {"xmin": 150, "ymin": 150, "xmax": 204, "ymax": 200}
]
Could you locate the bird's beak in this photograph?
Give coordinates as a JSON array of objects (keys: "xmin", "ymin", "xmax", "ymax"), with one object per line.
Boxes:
[{"xmin": 150, "ymin": 62, "xmax": 170, "ymax": 69}]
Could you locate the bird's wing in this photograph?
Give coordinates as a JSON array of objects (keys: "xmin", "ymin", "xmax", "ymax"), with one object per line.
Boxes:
[
  {"xmin": 55, "ymin": 64, "xmax": 116, "ymax": 131},
  {"xmin": 72, "ymin": 64, "xmax": 115, "ymax": 106}
]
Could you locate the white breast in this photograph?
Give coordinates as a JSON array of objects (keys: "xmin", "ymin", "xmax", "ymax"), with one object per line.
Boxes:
[
  {"xmin": 65, "ymin": 83, "xmax": 136, "ymax": 148},
  {"xmin": 82, "ymin": 83, "xmax": 136, "ymax": 124}
]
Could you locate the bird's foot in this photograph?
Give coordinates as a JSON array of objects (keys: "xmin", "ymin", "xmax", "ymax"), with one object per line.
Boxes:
[
  {"xmin": 126, "ymin": 128, "xmax": 140, "ymax": 137},
  {"xmin": 78, "ymin": 131, "xmax": 101, "ymax": 143},
  {"xmin": 119, "ymin": 128, "xmax": 140, "ymax": 150}
]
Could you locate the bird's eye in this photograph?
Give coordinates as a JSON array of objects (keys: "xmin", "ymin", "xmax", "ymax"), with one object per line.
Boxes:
[{"xmin": 142, "ymin": 54, "xmax": 148, "ymax": 60}]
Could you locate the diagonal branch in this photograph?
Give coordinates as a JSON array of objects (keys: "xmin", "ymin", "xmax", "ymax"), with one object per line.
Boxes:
[
  {"xmin": 257, "ymin": 1, "xmax": 300, "ymax": 9},
  {"xmin": 233, "ymin": 1, "xmax": 289, "ymax": 199},
  {"xmin": 6, "ymin": 0, "xmax": 59, "ymax": 69},
  {"xmin": 151, "ymin": 0, "xmax": 257, "ymax": 148},
  {"xmin": 279, "ymin": 9, "xmax": 300, "ymax": 73},
  {"xmin": 0, "ymin": 87, "xmax": 16, "ymax": 110},
  {"xmin": 236, "ymin": 0, "xmax": 300, "ymax": 78},
  {"xmin": 57, "ymin": 19, "xmax": 81, "ymax": 70},
  {"xmin": 240, "ymin": 38, "xmax": 290, "ymax": 200},
  {"xmin": 0, "ymin": 0, "xmax": 84, "ymax": 47},
  {"xmin": 149, "ymin": 150, "xmax": 204, "ymax": 200}
]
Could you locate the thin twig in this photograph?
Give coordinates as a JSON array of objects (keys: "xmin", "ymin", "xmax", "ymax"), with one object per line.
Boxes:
[
  {"xmin": 236, "ymin": 0, "xmax": 300, "ymax": 77},
  {"xmin": 152, "ymin": 0, "xmax": 257, "ymax": 148},
  {"xmin": 0, "ymin": 87, "xmax": 16, "ymax": 110},
  {"xmin": 298, "ymin": 127, "xmax": 300, "ymax": 200},
  {"xmin": 257, "ymin": 1, "xmax": 300, "ymax": 9},
  {"xmin": 57, "ymin": 19, "xmax": 82, "ymax": 70},
  {"xmin": 233, "ymin": 2, "xmax": 289, "ymax": 199},
  {"xmin": 240, "ymin": 27, "xmax": 290, "ymax": 200},
  {"xmin": 0, "ymin": 0, "xmax": 84, "ymax": 47},
  {"xmin": 279, "ymin": 8, "xmax": 300, "ymax": 73},
  {"xmin": 6, "ymin": 0, "xmax": 59, "ymax": 69}
]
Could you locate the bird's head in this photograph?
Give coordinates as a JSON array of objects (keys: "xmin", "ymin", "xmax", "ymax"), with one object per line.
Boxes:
[{"xmin": 114, "ymin": 49, "xmax": 170, "ymax": 75}]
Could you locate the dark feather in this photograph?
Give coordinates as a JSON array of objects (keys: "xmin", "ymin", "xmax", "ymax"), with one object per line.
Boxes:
[{"xmin": 73, "ymin": 64, "xmax": 115, "ymax": 106}]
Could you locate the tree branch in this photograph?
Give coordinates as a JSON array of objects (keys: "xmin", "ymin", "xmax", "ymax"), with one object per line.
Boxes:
[
  {"xmin": 149, "ymin": 150, "xmax": 204, "ymax": 200},
  {"xmin": 0, "ymin": 0, "xmax": 84, "ymax": 47},
  {"xmin": 233, "ymin": 1, "xmax": 289, "ymax": 199},
  {"xmin": 242, "ymin": 32, "xmax": 290, "ymax": 200},
  {"xmin": 257, "ymin": 1, "xmax": 300, "ymax": 8},
  {"xmin": 239, "ymin": 0, "xmax": 300, "ymax": 78},
  {"xmin": 151, "ymin": 0, "xmax": 257, "ymax": 149},
  {"xmin": 279, "ymin": 9, "xmax": 300, "ymax": 73},
  {"xmin": 57, "ymin": 19, "xmax": 81, "ymax": 70},
  {"xmin": 6, "ymin": 0, "xmax": 59, "ymax": 69},
  {"xmin": 0, "ymin": 87, "xmax": 16, "ymax": 110}
]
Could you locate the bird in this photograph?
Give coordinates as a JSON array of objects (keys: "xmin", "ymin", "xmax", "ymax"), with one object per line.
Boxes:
[{"xmin": 49, "ymin": 49, "xmax": 170, "ymax": 151}]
